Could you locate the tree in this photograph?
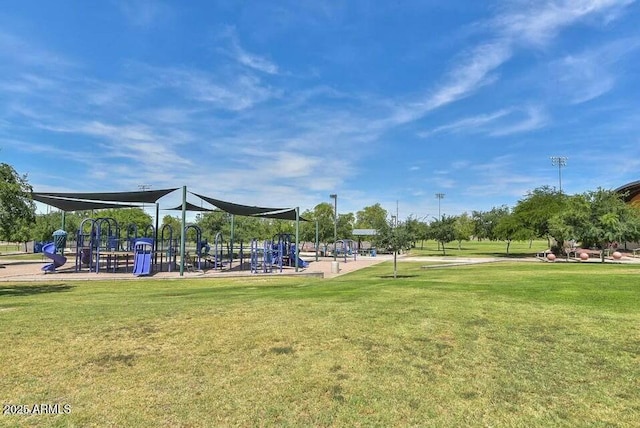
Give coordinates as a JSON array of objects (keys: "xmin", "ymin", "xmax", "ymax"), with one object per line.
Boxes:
[
  {"xmin": 513, "ymin": 186, "xmax": 567, "ymax": 246},
  {"xmin": 96, "ymin": 208, "xmax": 154, "ymax": 236},
  {"xmin": 453, "ymin": 213, "xmax": 474, "ymax": 250},
  {"xmin": 404, "ymin": 215, "xmax": 428, "ymax": 249},
  {"xmin": 493, "ymin": 211, "xmax": 531, "ymax": 255},
  {"xmin": 0, "ymin": 163, "xmax": 35, "ymax": 242},
  {"xmin": 337, "ymin": 212, "xmax": 355, "ymax": 240},
  {"xmin": 549, "ymin": 188, "xmax": 640, "ymax": 262},
  {"xmin": 428, "ymin": 215, "xmax": 456, "ymax": 255},
  {"xmin": 375, "ymin": 220, "xmax": 413, "ymax": 278},
  {"xmin": 355, "ymin": 203, "xmax": 388, "ymax": 231},
  {"xmin": 306, "ymin": 202, "xmax": 337, "ymax": 245}
]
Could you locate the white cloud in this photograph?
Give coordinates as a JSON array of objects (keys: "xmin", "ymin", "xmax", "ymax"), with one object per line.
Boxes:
[
  {"xmin": 419, "ymin": 109, "xmax": 512, "ymax": 138},
  {"xmin": 115, "ymin": 0, "xmax": 172, "ymax": 28},
  {"xmin": 494, "ymin": 0, "xmax": 636, "ymax": 47},
  {"xmin": 400, "ymin": 0, "xmax": 637, "ymax": 124},
  {"xmin": 550, "ymin": 38, "xmax": 640, "ymax": 104},
  {"xmin": 489, "ymin": 106, "xmax": 547, "ymax": 136}
]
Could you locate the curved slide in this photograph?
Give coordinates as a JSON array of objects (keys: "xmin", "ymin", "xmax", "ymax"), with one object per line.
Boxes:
[
  {"xmin": 133, "ymin": 241, "xmax": 153, "ymax": 276},
  {"xmin": 42, "ymin": 242, "xmax": 67, "ymax": 272}
]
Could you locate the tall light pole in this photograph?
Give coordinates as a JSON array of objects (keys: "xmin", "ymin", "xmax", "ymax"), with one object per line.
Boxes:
[
  {"xmin": 138, "ymin": 184, "xmax": 151, "ymax": 211},
  {"xmin": 550, "ymin": 156, "xmax": 567, "ymax": 193},
  {"xmin": 329, "ymin": 194, "xmax": 337, "ymax": 261},
  {"xmin": 435, "ymin": 193, "xmax": 445, "ymax": 219}
]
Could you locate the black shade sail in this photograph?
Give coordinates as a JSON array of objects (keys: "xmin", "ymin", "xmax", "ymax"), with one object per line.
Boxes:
[
  {"xmin": 35, "ymin": 188, "xmax": 178, "ymax": 204},
  {"xmin": 31, "ymin": 194, "xmax": 140, "ymax": 211},
  {"xmin": 165, "ymin": 201, "xmax": 215, "ymax": 212},
  {"xmin": 192, "ymin": 192, "xmax": 308, "ymax": 221}
]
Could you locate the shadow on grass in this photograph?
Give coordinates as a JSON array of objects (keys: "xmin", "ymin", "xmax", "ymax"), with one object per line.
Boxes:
[
  {"xmin": 0, "ymin": 283, "xmax": 75, "ymax": 297},
  {"xmin": 378, "ymin": 274, "xmax": 419, "ymax": 279}
]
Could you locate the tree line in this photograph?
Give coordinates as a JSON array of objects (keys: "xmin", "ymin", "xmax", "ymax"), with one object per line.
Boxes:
[{"xmin": 3, "ymin": 162, "xmax": 640, "ymax": 261}]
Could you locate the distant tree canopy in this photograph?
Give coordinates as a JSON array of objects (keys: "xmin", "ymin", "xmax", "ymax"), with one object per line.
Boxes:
[
  {"xmin": 513, "ymin": 186, "xmax": 566, "ymax": 246},
  {"xmin": 0, "ymin": 163, "xmax": 35, "ymax": 242},
  {"xmin": 548, "ymin": 188, "xmax": 640, "ymax": 261},
  {"xmin": 355, "ymin": 203, "xmax": 388, "ymax": 231}
]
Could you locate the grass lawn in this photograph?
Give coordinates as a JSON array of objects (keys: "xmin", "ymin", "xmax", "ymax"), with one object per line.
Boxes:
[
  {"xmin": 1, "ymin": 262, "xmax": 639, "ymax": 426},
  {"xmin": 409, "ymin": 239, "xmax": 549, "ymax": 258}
]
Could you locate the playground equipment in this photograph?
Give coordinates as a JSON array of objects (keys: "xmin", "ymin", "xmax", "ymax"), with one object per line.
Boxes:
[
  {"xmin": 273, "ymin": 233, "xmax": 308, "ymax": 268},
  {"xmin": 184, "ymin": 224, "xmax": 204, "ymax": 271},
  {"xmin": 42, "ymin": 229, "xmax": 68, "ymax": 272},
  {"xmin": 157, "ymin": 224, "xmax": 177, "ymax": 272},
  {"xmin": 250, "ymin": 239, "xmax": 284, "ymax": 273},
  {"xmin": 333, "ymin": 239, "xmax": 357, "ymax": 263},
  {"xmin": 133, "ymin": 239, "xmax": 153, "ymax": 276},
  {"xmin": 75, "ymin": 217, "xmax": 158, "ymax": 274}
]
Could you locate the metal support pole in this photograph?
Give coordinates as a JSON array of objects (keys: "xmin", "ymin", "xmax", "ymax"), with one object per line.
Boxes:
[
  {"xmin": 179, "ymin": 186, "xmax": 186, "ymax": 276},
  {"xmin": 315, "ymin": 220, "xmax": 319, "ymax": 262},
  {"xmin": 330, "ymin": 194, "xmax": 337, "ymax": 261},
  {"xmin": 295, "ymin": 207, "xmax": 300, "ymax": 272},
  {"xmin": 230, "ymin": 214, "xmax": 235, "ymax": 269}
]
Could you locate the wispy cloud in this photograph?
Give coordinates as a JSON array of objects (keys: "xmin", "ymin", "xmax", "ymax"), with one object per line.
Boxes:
[
  {"xmin": 408, "ymin": 0, "xmax": 637, "ymax": 120},
  {"xmin": 494, "ymin": 0, "xmax": 636, "ymax": 47},
  {"xmin": 420, "ymin": 106, "xmax": 546, "ymax": 138},
  {"xmin": 419, "ymin": 109, "xmax": 512, "ymax": 138},
  {"xmin": 217, "ymin": 27, "xmax": 280, "ymax": 75},
  {"xmin": 489, "ymin": 106, "xmax": 547, "ymax": 136},
  {"xmin": 550, "ymin": 38, "xmax": 640, "ymax": 104},
  {"xmin": 115, "ymin": 0, "xmax": 172, "ymax": 28}
]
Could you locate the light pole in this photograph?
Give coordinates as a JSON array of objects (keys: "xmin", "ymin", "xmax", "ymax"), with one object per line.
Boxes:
[
  {"xmin": 550, "ymin": 156, "xmax": 567, "ymax": 193},
  {"xmin": 435, "ymin": 193, "xmax": 445, "ymax": 219},
  {"xmin": 329, "ymin": 194, "xmax": 337, "ymax": 261},
  {"xmin": 138, "ymin": 184, "xmax": 151, "ymax": 211}
]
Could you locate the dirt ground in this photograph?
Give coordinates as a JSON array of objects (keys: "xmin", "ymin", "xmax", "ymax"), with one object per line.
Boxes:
[{"xmin": 0, "ymin": 253, "xmax": 393, "ymax": 282}]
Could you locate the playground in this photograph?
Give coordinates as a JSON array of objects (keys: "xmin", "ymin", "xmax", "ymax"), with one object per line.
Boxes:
[{"xmin": 0, "ymin": 250, "xmax": 392, "ymax": 282}]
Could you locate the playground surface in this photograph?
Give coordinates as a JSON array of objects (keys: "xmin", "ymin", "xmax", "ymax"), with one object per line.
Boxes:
[{"xmin": 0, "ymin": 253, "xmax": 394, "ymax": 282}]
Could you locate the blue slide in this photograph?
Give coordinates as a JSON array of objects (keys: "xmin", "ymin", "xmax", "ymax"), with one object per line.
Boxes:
[
  {"xmin": 290, "ymin": 245, "xmax": 309, "ymax": 268},
  {"xmin": 41, "ymin": 242, "xmax": 67, "ymax": 272},
  {"xmin": 133, "ymin": 241, "xmax": 153, "ymax": 276}
]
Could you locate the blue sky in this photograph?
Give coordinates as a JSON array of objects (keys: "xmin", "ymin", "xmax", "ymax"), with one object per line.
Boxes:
[{"xmin": 1, "ymin": 0, "xmax": 639, "ymax": 220}]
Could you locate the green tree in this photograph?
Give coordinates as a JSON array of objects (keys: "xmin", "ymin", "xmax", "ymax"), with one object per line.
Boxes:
[
  {"xmin": 337, "ymin": 212, "xmax": 355, "ymax": 240},
  {"xmin": 0, "ymin": 163, "xmax": 35, "ymax": 242},
  {"xmin": 550, "ymin": 188, "xmax": 640, "ymax": 262},
  {"xmin": 160, "ymin": 215, "xmax": 183, "ymax": 239},
  {"xmin": 96, "ymin": 208, "xmax": 153, "ymax": 236},
  {"xmin": 307, "ymin": 202, "xmax": 336, "ymax": 245},
  {"xmin": 513, "ymin": 186, "xmax": 567, "ymax": 247},
  {"xmin": 375, "ymin": 220, "xmax": 412, "ymax": 278},
  {"xmin": 493, "ymin": 211, "xmax": 531, "ymax": 255},
  {"xmin": 453, "ymin": 213, "xmax": 474, "ymax": 250},
  {"xmin": 355, "ymin": 203, "xmax": 388, "ymax": 230},
  {"xmin": 428, "ymin": 215, "xmax": 456, "ymax": 255}
]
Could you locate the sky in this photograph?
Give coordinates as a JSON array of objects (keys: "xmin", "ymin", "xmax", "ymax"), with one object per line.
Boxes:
[{"xmin": 1, "ymin": 0, "xmax": 639, "ymax": 220}]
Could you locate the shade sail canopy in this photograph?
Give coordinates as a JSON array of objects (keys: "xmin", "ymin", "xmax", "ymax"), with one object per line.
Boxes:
[
  {"xmin": 165, "ymin": 201, "xmax": 215, "ymax": 212},
  {"xmin": 35, "ymin": 188, "xmax": 178, "ymax": 204},
  {"xmin": 192, "ymin": 192, "xmax": 308, "ymax": 221},
  {"xmin": 31, "ymin": 194, "xmax": 140, "ymax": 211}
]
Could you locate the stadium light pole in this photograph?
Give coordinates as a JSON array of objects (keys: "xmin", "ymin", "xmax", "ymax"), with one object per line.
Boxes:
[
  {"xmin": 435, "ymin": 193, "xmax": 445, "ymax": 219},
  {"xmin": 550, "ymin": 156, "xmax": 567, "ymax": 193},
  {"xmin": 138, "ymin": 184, "xmax": 151, "ymax": 211},
  {"xmin": 329, "ymin": 194, "xmax": 337, "ymax": 261}
]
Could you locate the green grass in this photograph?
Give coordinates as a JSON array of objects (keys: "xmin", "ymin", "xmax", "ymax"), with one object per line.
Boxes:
[
  {"xmin": 1, "ymin": 262, "xmax": 640, "ymax": 426},
  {"xmin": 0, "ymin": 243, "xmax": 21, "ymax": 253},
  {"xmin": 409, "ymin": 239, "xmax": 549, "ymax": 257}
]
